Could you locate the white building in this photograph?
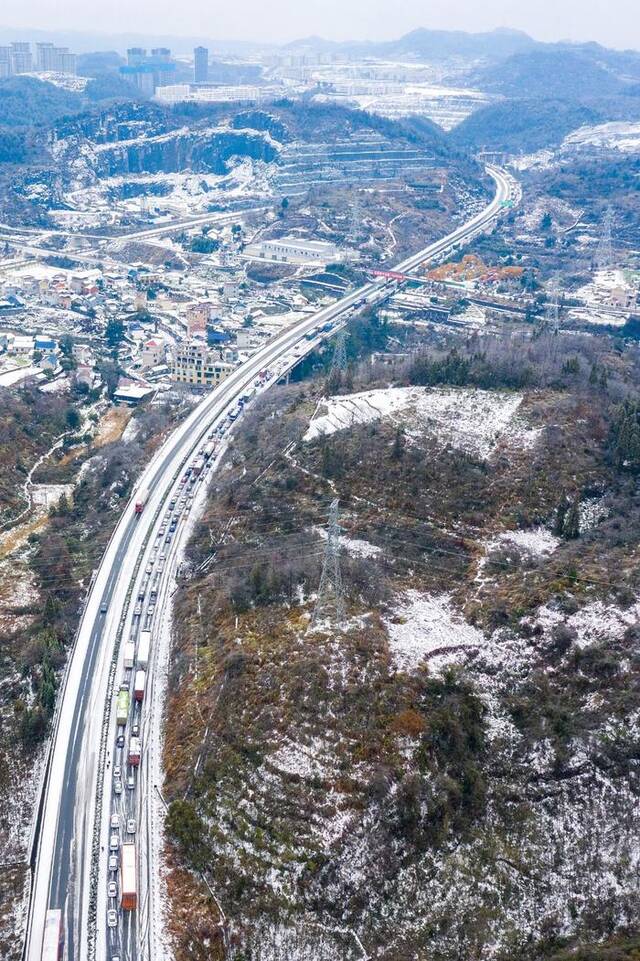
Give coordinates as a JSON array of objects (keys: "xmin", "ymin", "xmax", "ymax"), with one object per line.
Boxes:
[
  {"xmin": 171, "ymin": 338, "xmax": 235, "ymax": 389},
  {"xmin": 155, "ymin": 83, "xmax": 272, "ymax": 106},
  {"xmin": 244, "ymin": 237, "xmax": 348, "ymax": 265}
]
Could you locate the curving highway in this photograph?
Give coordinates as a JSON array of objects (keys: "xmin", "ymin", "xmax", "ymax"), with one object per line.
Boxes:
[{"xmin": 23, "ymin": 164, "xmax": 516, "ymax": 961}]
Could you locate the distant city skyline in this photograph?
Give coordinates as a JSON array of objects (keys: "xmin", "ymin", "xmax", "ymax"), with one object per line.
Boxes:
[{"xmin": 1, "ymin": 0, "xmax": 640, "ymax": 51}]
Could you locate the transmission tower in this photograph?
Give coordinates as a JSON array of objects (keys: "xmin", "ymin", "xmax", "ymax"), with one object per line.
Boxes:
[
  {"xmin": 348, "ymin": 192, "xmax": 363, "ymax": 244},
  {"xmin": 594, "ymin": 206, "xmax": 615, "ymax": 271},
  {"xmin": 310, "ymin": 499, "xmax": 346, "ymax": 631},
  {"xmin": 330, "ymin": 328, "xmax": 348, "ymax": 374},
  {"xmin": 544, "ymin": 274, "xmax": 562, "ymax": 331}
]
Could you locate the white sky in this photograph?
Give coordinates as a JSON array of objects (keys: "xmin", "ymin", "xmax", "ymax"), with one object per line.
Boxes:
[{"xmin": 2, "ymin": 0, "xmax": 640, "ymax": 50}]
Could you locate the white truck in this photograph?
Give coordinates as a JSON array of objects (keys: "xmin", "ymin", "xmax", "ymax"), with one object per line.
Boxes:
[
  {"xmin": 123, "ymin": 640, "xmax": 135, "ymax": 670},
  {"xmin": 137, "ymin": 631, "xmax": 151, "ymax": 670}
]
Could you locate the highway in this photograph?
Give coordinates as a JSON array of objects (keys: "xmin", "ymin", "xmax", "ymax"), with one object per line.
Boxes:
[
  {"xmin": 23, "ymin": 164, "xmax": 515, "ymax": 961},
  {"xmin": 0, "ymin": 208, "xmax": 264, "ymax": 262}
]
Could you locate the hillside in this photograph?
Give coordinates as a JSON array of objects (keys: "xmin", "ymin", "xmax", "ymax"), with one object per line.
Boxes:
[
  {"xmin": 450, "ymin": 99, "xmax": 604, "ymax": 152},
  {"xmin": 162, "ymin": 322, "xmax": 640, "ymax": 961},
  {"xmin": 469, "ymin": 49, "xmax": 627, "ymax": 99}
]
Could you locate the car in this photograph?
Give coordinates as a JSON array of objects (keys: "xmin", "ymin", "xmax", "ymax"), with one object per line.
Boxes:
[
  {"xmin": 159, "ymin": 526, "xmax": 166, "ymax": 536},
  {"xmin": 107, "ymin": 909, "xmax": 118, "ymax": 929},
  {"xmin": 165, "ymin": 534, "xmax": 172, "ymax": 544},
  {"xmin": 126, "ymin": 818, "xmax": 136, "ymax": 835},
  {"xmin": 134, "ymin": 605, "xmax": 142, "ymax": 616},
  {"xmin": 150, "ymin": 588, "xmax": 157, "ymax": 600},
  {"xmin": 159, "ymin": 553, "xmax": 166, "ymax": 561},
  {"xmin": 109, "ymin": 833, "xmax": 119, "ymax": 852},
  {"xmin": 108, "ymin": 854, "xmax": 118, "ymax": 873},
  {"xmin": 126, "ymin": 774, "xmax": 135, "ymax": 791},
  {"xmin": 107, "ymin": 880, "xmax": 117, "ymax": 899},
  {"xmin": 147, "ymin": 604, "xmax": 155, "ymax": 616},
  {"xmin": 113, "ymin": 765, "xmax": 121, "ymax": 780},
  {"xmin": 146, "ymin": 565, "xmax": 152, "ymax": 575},
  {"xmin": 169, "ymin": 500, "xmax": 176, "ymax": 510},
  {"xmin": 132, "ymin": 723, "xmax": 140, "ymax": 737},
  {"xmin": 137, "ymin": 588, "xmax": 145, "ymax": 601},
  {"xmin": 116, "ymin": 732, "xmax": 125, "ymax": 748},
  {"xmin": 113, "ymin": 779, "xmax": 122, "ymax": 796},
  {"xmin": 110, "ymin": 813, "xmax": 119, "ymax": 830},
  {"xmin": 100, "ymin": 602, "xmax": 108, "ymax": 614}
]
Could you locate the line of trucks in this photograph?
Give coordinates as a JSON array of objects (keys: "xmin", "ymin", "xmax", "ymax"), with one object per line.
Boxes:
[
  {"xmin": 111, "ymin": 628, "xmax": 153, "ymax": 917},
  {"xmin": 106, "ymin": 437, "xmax": 220, "ymax": 932}
]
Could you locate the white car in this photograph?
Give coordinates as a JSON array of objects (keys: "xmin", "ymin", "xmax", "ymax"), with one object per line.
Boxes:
[
  {"xmin": 107, "ymin": 909, "xmax": 118, "ymax": 929},
  {"xmin": 126, "ymin": 818, "xmax": 136, "ymax": 835},
  {"xmin": 126, "ymin": 774, "xmax": 135, "ymax": 791},
  {"xmin": 113, "ymin": 779, "xmax": 122, "ymax": 796},
  {"xmin": 113, "ymin": 765, "xmax": 121, "ymax": 780},
  {"xmin": 109, "ymin": 833, "xmax": 119, "ymax": 852},
  {"xmin": 107, "ymin": 880, "xmax": 117, "ymax": 899},
  {"xmin": 108, "ymin": 854, "xmax": 118, "ymax": 873},
  {"xmin": 110, "ymin": 813, "xmax": 119, "ymax": 830}
]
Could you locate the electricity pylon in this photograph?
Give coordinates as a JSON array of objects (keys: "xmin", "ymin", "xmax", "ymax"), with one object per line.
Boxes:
[
  {"xmin": 594, "ymin": 206, "xmax": 615, "ymax": 271},
  {"xmin": 330, "ymin": 329, "xmax": 348, "ymax": 374},
  {"xmin": 545, "ymin": 274, "xmax": 562, "ymax": 331},
  {"xmin": 310, "ymin": 499, "xmax": 345, "ymax": 630}
]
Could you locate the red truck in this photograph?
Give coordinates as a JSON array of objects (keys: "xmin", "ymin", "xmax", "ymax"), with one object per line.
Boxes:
[{"xmin": 128, "ymin": 736, "xmax": 141, "ymax": 767}]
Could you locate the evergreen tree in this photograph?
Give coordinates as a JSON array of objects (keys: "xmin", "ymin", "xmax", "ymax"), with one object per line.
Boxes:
[
  {"xmin": 564, "ymin": 496, "xmax": 581, "ymax": 539},
  {"xmin": 554, "ymin": 491, "xmax": 569, "ymax": 536},
  {"xmin": 391, "ymin": 426, "xmax": 405, "ymax": 461}
]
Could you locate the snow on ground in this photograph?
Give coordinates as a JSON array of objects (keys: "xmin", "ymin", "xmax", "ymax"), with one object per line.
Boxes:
[
  {"xmin": 304, "ymin": 386, "xmax": 540, "ymax": 460},
  {"xmin": 24, "ymin": 71, "xmax": 88, "ymax": 92},
  {"xmin": 0, "ymin": 365, "xmax": 42, "ymax": 387},
  {"xmin": 484, "ymin": 527, "xmax": 559, "ymax": 559},
  {"xmin": 563, "ymin": 121, "xmax": 640, "ymax": 154},
  {"xmin": 384, "ymin": 590, "xmax": 484, "ymax": 672},
  {"xmin": 531, "ymin": 599, "xmax": 640, "ymax": 649},
  {"xmin": 509, "ymin": 149, "xmax": 555, "ymax": 172},
  {"xmin": 314, "ymin": 526, "xmax": 382, "ymax": 559},
  {"xmin": 269, "ymin": 736, "xmax": 338, "ymax": 780},
  {"xmin": 579, "ymin": 495, "xmax": 609, "ymax": 531}
]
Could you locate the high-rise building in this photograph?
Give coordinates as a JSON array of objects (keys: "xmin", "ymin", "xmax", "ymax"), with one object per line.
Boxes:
[
  {"xmin": 127, "ymin": 48, "xmax": 147, "ymax": 66},
  {"xmin": 122, "ymin": 47, "xmax": 174, "ymax": 92},
  {"xmin": 194, "ymin": 46, "xmax": 208, "ymax": 83},
  {"xmin": 35, "ymin": 42, "xmax": 76, "ymax": 75},
  {"xmin": 0, "ymin": 47, "xmax": 10, "ymax": 78},
  {"xmin": 9, "ymin": 42, "xmax": 33, "ymax": 74}
]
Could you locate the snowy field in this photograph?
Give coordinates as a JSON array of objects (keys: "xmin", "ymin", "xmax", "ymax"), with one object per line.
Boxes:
[
  {"xmin": 304, "ymin": 386, "xmax": 540, "ymax": 460},
  {"xmin": 384, "ymin": 590, "xmax": 484, "ymax": 672},
  {"xmin": 563, "ymin": 120, "xmax": 640, "ymax": 154}
]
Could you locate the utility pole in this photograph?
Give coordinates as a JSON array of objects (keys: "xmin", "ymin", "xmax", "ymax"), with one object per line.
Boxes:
[
  {"xmin": 310, "ymin": 498, "xmax": 346, "ymax": 630},
  {"xmin": 594, "ymin": 205, "xmax": 615, "ymax": 271}
]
